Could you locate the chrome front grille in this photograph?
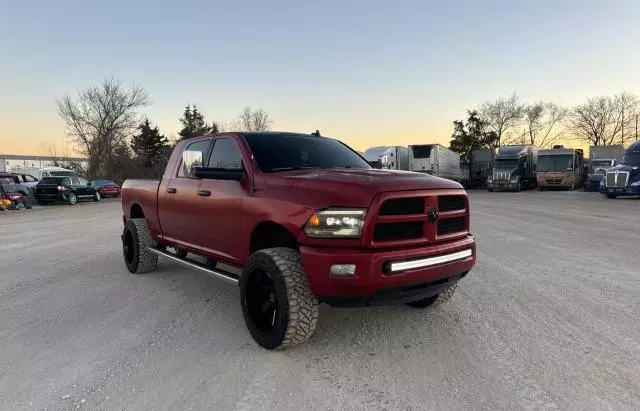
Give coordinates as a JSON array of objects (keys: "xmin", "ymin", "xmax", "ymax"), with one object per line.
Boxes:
[
  {"xmin": 605, "ymin": 171, "xmax": 629, "ymax": 188},
  {"xmin": 493, "ymin": 171, "xmax": 511, "ymax": 182}
]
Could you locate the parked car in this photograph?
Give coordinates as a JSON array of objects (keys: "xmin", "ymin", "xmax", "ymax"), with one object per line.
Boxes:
[
  {"xmin": 120, "ymin": 131, "xmax": 476, "ymax": 350},
  {"xmin": 0, "ymin": 174, "xmax": 32, "ymax": 209},
  {"xmin": 35, "ymin": 175, "xmax": 101, "ymax": 205},
  {"xmin": 92, "ymin": 180, "xmax": 121, "ymax": 198}
]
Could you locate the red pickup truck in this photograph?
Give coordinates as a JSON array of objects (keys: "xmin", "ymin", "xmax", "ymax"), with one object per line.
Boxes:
[{"xmin": 120, "ymin": 131, "xmax": 476, "ymax": 349}]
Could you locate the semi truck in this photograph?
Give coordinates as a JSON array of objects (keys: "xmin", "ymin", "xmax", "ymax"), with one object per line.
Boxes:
[
  {"xmin": 487, "ymin": 144, "xmax": 539, "ymax": 192},
  {"xmin": 408, "ymin": 144, "xmax": 461, "ymax": 181},
  {"xmin": 584, "ymin": 145, "xmax": 624, "ymax": 191},
  {"xmin": 599, "ymin": 140, "xmax": 640, "ymax": 198},
  {"xmin": 119, "ymin": 131, "xmax": 476, "ymax": 350},
  {"xmin": 536, "ymin": 147, "xmax": 585, "ymax": 190},
  {"xmin": 466, "ymin": 148, "xmax": 495, "ymax": 189},
  {"xmin": 362, "ymin": 146, "xmax": 392, "ymax": 169},
  {"xmin": 379, "ymin": 146, "xmax": 410, "ymax": 170}
]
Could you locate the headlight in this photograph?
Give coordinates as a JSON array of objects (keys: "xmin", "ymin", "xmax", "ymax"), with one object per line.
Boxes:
[
  {"xmin": 304, "ymin": 208, "xmax": 366, "ymax": 238},
  {"xmin": 510, "ymin": 176, "xmax": 519, "ymax": 183},
  {"xmin": 487, "ymin": 176, "xmax": 493, "ymax": 182},
  {"xmin": 631, "ymin": 181, "xmax": 640, "ymax": 186}
]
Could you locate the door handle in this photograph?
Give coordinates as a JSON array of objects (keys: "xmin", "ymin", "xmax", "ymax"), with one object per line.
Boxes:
[
  {"xmin": 166, "ymin": 188, "xmax": 177, "ymax": 194},
  {"xmin": 198, "ymin": 190, "xmax": 211, "ymax": 197}
]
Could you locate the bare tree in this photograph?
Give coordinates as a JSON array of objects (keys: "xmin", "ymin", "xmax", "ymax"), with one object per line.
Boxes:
[
  {"xmin": 47, "ymin": 144, "xmax": 87, "ymax": 175},
  {"xmin": 569, "ymin": 93, "xmax": 638, "ymax": 146},
  {"xmin": 511, "ymin": 102, "xmax": 568, "ymax": 148},
  {"xmin": 238, "ymin": 106, "xmax": 273, "ymax": 131},
  {"xmin": 479, "ymin": 92, "xmax": 525, "ymax": 147},
  {"xmin": 57, "ymin": 77, "xmax": 149, "ymax": 178}
]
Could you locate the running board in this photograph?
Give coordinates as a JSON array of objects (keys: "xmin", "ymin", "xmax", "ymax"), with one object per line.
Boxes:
[{"xmin": 147, "ymin": 247, "xmax": 239, "ymax": 285}]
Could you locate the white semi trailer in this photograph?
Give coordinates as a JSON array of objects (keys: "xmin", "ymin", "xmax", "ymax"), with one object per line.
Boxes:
[{"xmin": 408, "ymin": 144, "xmax": 461, "ymax": 181}]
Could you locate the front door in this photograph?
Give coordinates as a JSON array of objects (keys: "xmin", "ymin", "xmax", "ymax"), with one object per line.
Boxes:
[
  {"xmin": 158, "ymin": 137, "xmax": 212, "ymax": 248},
  {"xmin": 197, "ymin": 137, "xmax": 249, "ymax": 264}
]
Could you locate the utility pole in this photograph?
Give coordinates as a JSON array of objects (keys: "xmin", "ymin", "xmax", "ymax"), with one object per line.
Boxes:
[{"xmin": 621, "ymin": 104, "xmax": 625, "ymax": 147}]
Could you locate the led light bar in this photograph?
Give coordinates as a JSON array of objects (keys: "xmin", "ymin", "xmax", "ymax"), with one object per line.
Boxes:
[{"xmin": 389, "ymin": 249, "xmax": 473, "ymax": 272}]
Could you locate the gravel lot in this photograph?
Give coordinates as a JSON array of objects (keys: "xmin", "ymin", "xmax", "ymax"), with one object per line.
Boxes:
[{"xmin": 1, "ymin": 193, "xmax": 639, "ymax": 410}]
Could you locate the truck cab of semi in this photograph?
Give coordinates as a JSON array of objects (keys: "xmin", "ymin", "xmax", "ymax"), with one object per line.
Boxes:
[
  {"xmin": 487, "ymin": 145, "xmax": 538, "ymax": 192},
  {"xmin": 585, "ymin": 158, "xmax": 617, "ymax": 191},
  {"xmin": 599, "ymin": 141, "xmax": 640, "ymax": 198}
]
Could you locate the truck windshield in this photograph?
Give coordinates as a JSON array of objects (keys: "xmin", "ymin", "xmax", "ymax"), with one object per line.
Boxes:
[
  {"xmin": 494, "ymin": 159, "xmax": 519, "ymax": 169},
  {"xmin": 622, "ymin": 152, "xmax": 640, "ymax": 166},
  {"xmin": 591, "ymin": 160, "xmax": 612, "ymax": 168},
  {"xmin": 242, "ymin": 133, "xmax": 372, "ymax": 173},
  {"xmin": 537, "ymin": 155, "xmax": 573, "ymax": 172}
]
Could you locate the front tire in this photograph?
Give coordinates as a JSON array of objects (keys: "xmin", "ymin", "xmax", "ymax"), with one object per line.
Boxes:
[
  {"xmin": 68, "ymin": 192, "xmax": 78, "ymax": 205},
  {"xmin": 240, "ymin": 247, "xmax": 319, "ymax": 350},
  {"xmin": 122, "ymin": 218, "xmax": 158, "ymax": 274},
  {"xmin": 406, "ymin": 283, "xmax": 458, "ymax": 309}
]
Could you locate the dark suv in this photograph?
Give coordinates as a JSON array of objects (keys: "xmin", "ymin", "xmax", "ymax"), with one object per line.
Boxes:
[{"xmin": 36, "ymin": 175, "xmax": 101, "ymax": 205}]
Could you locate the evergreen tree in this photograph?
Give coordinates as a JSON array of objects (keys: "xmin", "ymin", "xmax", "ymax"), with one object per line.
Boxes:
[
  {"xmin": 178, "ymin": 104, "xmax": 218, "ymax": 140},
  {"xmin": 131, "ymin": 118, "xmax": 169, "ymax": 167},
  {"xmin": 450, "ymin": 110, "xmax": 499, "ymax": 162}
]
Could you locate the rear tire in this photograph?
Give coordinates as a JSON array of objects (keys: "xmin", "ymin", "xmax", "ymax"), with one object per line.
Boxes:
[
  {"xmin": 122, "ymin": 218, "xmax": 158, "ymax": 274},
  {"xmin": 94, "ymin": 191, "xmax": 101, "ymax": 202},
  {"xmin": 68, "ymin": 192, "xmax": 78, "ymax": 205},
  {"xmin": 240, "ymin": 247, "xmax": 319, "ymax": 350},
  {"xmin": 406, "ymin": 283, "xmax": 458, "ymax": 309},
  {"xmin": 23, "ymin": 197, "xmax": 33, "ymax": 209}
]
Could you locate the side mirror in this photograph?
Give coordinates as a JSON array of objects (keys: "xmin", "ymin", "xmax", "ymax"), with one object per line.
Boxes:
[
  {"xmin": 87, "ymin": 182, "xmax": 92, "ymax": 186},
  {"xmin": 193, "ymin": 167, "xmax": 246, "ymax": 181},
  {"xmin": 182, "ymin": 150, "xmax": 204, "ymax": 178}
]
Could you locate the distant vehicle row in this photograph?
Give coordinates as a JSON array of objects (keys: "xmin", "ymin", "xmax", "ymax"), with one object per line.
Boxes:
[
  {"xmin": 362, "ymin": 141, "xmax": 640, "ymax": 198},
  {"xmin": 0, "ymin": 166, "xmax": 121, "ymax": 206}
]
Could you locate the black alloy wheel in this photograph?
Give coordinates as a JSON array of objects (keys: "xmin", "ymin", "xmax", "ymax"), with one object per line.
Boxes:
[{"xmin": 245, "ymin": 269, "xmax": 279, "ymax": 334}]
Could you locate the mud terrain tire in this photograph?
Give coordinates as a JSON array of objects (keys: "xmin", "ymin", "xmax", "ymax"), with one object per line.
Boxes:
[
  {"xmin": 406, "ymin": 283, "xmax": 458, "ymax": 308},
  {"xmin": 240, "ymin": 247, "xmax": 319, "ymax": 350},
  {"xmin": 122, "ymin": 218, "xmax": 158, "ymax": 274}
]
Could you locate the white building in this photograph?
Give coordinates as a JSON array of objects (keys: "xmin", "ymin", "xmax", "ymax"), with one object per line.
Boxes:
[{"xmin": 0, "ymin": 154, "xmax": 88, "ymax": 174}]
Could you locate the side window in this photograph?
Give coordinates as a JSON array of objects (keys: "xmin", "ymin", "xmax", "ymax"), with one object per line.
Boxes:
[
  {"xmin": 71, "ymin": 177, "xmax": 81, "ymax": 185},
  {"xmin": 25, "ymin": 175, "xmax": 37, "ymax": 182},
  {"xmin": 78, "ymin": 177, "xmax": 89, "ymax": 185},
  {"xmin": 178, "ymin": 139, "xmax": 211, "ymax": 177},
  {"xmin": 208, "ymin": 138, "xmax": 244, "ymax": 170},
  {"xmin": 63, "ymin": 177, "xmax": 72, "ymax": 185}
]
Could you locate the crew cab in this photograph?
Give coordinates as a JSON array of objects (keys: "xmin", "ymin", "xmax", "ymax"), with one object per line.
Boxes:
[{"xmin": 120, "ymin": 131, "xmax": 476, "ymax": 349}]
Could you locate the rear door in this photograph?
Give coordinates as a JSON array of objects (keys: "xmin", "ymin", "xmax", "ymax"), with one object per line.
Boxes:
[
  {"xmin": 158, "ymin": 137, "xmax": 213, "ymax": 248},
  {"xmin": 77, "ymin": 176, "xmax": 94, "ymax": 197},
  {"xmin": 197, "ymin": 136, "xmax": 249, "ymax": 262}
]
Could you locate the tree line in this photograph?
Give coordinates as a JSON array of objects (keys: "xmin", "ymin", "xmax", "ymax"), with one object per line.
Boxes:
[
  {"xmin": 450, "ymin": 92, "xmax": 639, "ymax": 162},
  {"xmin": 55, "ymin": 77, "xmax": 273, "ymax": 183}
]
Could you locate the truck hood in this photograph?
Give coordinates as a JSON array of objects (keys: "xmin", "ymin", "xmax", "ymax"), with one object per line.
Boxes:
[
  {"xmin": 608, "ymin": 163, "xmax": 640, "ymax": 173},
  {"xmin": 262, "ymin": 168, "xmax": 462, "ymax": 207}
]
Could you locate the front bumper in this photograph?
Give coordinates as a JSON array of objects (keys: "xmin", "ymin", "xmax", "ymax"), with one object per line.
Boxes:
[
  {"xmin": 487, "ymin": 181, "xmax": 519, "ymax": 191},
  {"xmin": 599, "ymin": 185, "xmax": 640, "ymax": 196},
  {"xmin": 300, "ymin": 235, "xmax": 475, "ymax": 306},
  {"xmin": 584, "ymin": 179, "xmax": 603, "ymax": 191}
]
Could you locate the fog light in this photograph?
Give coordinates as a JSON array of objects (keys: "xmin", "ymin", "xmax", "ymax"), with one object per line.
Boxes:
[{"xmin": 330, "ymin": 264, "xmax": 356, "ymax": 276}]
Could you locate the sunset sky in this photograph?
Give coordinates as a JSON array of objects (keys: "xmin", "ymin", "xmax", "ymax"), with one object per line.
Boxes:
[{"xmin": 1, "ymin": 0, "xmax": 639, "ymax": 155}]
